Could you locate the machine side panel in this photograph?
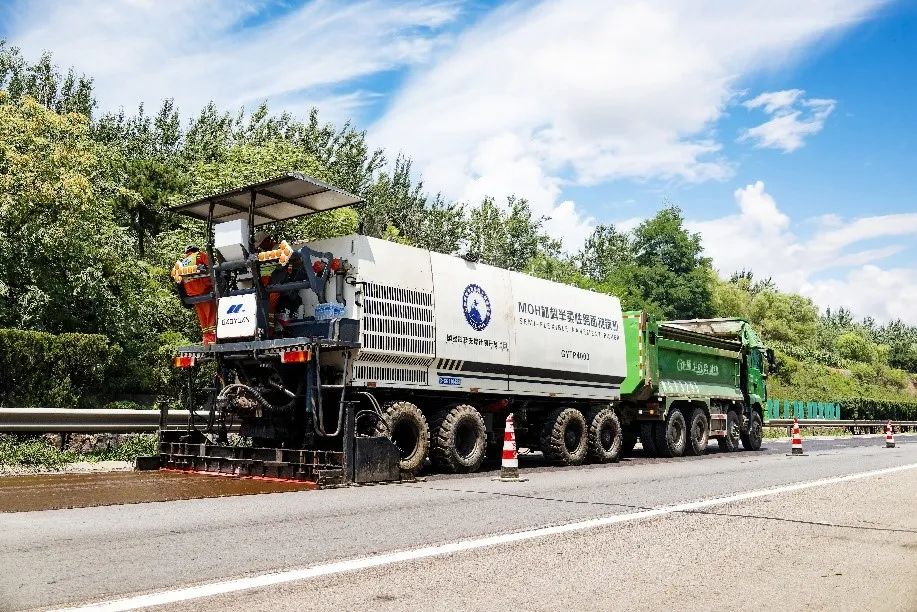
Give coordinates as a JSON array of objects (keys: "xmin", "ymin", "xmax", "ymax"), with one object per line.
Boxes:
[
  {"xmin": 428, "ymin": 252, "xmax": 512, "ymax": 392},
  {"xmin": 508, "ymin": 272, "xmax": 626, "ymax": 399}
]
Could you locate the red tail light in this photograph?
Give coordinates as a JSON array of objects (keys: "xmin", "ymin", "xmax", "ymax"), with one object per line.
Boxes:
[
  {"xmin": 174, "ymin": 355, "xmax": 196, "ymax": 368},
  {"xmin": 312, "ymin": 260, "xmax": 325, "ymax": 275},
  {"xmin": 280, "ymin": 349, "xmax": 311, "ymax": 364},
  {"xmin": 330, "ymin": 257, "xmax": 342, "ymax": 272}
]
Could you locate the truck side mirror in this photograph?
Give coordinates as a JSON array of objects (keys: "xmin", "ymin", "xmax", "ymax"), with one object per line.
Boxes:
[{"xmin": 766, "ymin": 348, "xmax": 776, "ymax": 370}]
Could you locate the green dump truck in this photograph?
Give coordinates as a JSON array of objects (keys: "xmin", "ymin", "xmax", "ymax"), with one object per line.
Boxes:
[{"xmin": 616, "ymin": 313, "xmax": 774, "ymax": 457}]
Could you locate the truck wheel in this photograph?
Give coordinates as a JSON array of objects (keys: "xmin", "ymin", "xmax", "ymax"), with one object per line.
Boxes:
[
  {"xmin": 717, "ymin": 410, "xmax": 741, "ymax": 452},
  {"xmin": 622, "ymin": 427, "xmax": 638, "ymax": 456},
  {"xmin": 653, "ymin": 409, "xmax": 687, "ymax": 458},
  {"xmin": 541, "ymin": 408, "xmax": 588, "ymax": 465},
  {"xmin": 741, "ymin": 411, "xmax": 763, "ymax": 451},
  {"xmin": 639, "ymin": 422, "xmax": 659, "ymax": 457},
  {"xmin": 430, "ymin": 404, "xmax": 487, "ymax": 473},
  {"xmin": 685, "ymin": 408, "xmax": 709, "ymax": 456},
  {"xmin": 586, "ymin": 408, "xmax": 622, "ymax": 463},
  {"xmin": 376, "ymin": 401, "xmax": 429, "ymax": 475}
]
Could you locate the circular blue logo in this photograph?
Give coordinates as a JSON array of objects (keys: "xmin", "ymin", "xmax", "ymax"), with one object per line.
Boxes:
[{"xmin": 462, "ymin": 284, "xmax": 492, "ymax": 331}]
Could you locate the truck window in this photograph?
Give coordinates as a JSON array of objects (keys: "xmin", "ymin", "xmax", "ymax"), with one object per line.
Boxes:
[{"xmin": 751, "ymin": 350, "xmax": 762, "ymax": 370}]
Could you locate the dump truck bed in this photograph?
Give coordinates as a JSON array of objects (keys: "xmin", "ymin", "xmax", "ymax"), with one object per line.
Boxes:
[{"xmin": 621, "ymin": 312, "xmax": 744, "ymax": 403}]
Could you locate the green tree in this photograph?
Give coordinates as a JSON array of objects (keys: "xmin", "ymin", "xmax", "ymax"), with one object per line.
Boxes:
[
  {"xmin": 465, "ymin": 196, "xmax": 560, "ymax": 271},
  {"xmin": 0, "ymin": 42, "xmax": 94, "ymax": 116},
  {"xmin": 0, "ymin": 93, "xmax": 192, "ymax": 386},
  {"xmin": 577, "ymin": 224, "xmax": 633, "ymax": 282},
  {"xmin": 748, "ymin": 290, "xmax": 818, "ymax": 346},
  {"xmin": 835, "ymin": 331, "xmax": 881, "ymax": 365},
  {"xmin": 711, "ymin": 277, "xmax": 751, "ymax": 319},
  {"xmin": 365, "ymin": 156, "xmax": 465, "ymax": 254},
  {"xmin": 626, "ymin": 206, "xmax": 714, "ymax": 319}
]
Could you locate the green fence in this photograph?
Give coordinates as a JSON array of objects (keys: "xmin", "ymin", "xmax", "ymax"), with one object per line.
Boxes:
[{"xmin": 766, "ymin": 399, "xmax": 840, "ymax": 420}]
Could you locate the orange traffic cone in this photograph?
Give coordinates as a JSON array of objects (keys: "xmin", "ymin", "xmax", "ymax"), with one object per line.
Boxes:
[
  {"xmin": 495, "ymin": 413, "xmax": 527, "ymax": 482},
  {"xmin": 787, "ymin": 417, "xmax": 806, "ymax": 456},
  {"xmin": 885, "ymin": 421, "xmax": 896, "ymax": 448}
]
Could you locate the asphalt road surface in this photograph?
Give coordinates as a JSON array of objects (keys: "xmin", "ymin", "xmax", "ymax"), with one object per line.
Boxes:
[{"xmin": 2, "ymin": 436, "xmax": 915, "ymax": 611}]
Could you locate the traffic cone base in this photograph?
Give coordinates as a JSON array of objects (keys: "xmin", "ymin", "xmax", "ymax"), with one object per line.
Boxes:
[{"xmin": 495, "ymin": 413, "xmax": 528, "ymax": 482}]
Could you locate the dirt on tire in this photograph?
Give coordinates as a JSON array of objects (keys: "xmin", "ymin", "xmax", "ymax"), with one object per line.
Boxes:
[
  {"xmin": 654, "ymin": 409, "xmax": 687, "ymax": 458},
  {"xmin": 586, "ymin": 407, "xmax": 622, "ymax": 463},
  {"xmin": 430, "ymin": 404, "xmax": 487, "ymax": 473},
  {"xmin": 685, "ymin": 407, "xmax": 709, "ymax": 456},
  {"xmin": 717, "ymin": 410, "xmax": 741, "ymax": 452},
  {"xmin": 375, "ymin": 401, "xmax": 429, "ymax": 475},
  {"xmin": 741, "ymin": 411, "xmax": 763, "ymax": 451},
  {"xmin": 541, "ymin": 407, "xmax": 588, "ymax": 466}
]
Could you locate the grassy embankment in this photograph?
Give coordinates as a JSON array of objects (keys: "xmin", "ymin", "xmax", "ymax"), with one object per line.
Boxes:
[
  {"xmin": 764, "ymin": 353, "xmax": 917, "ymax": 438},
  {"xmin": 0, "ymin": 434, "xmax": 157, "ymax": 472}
]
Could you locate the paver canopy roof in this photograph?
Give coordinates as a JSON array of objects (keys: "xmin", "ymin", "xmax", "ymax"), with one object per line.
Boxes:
[{"xmin": 171, "ymin": 172, "xmax": 364, "ymax": 226}]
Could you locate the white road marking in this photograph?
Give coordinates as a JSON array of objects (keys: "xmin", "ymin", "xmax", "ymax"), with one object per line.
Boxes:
[{"xmin": 58, "ymin": 462, "xmax": 917, "ymax": 612}]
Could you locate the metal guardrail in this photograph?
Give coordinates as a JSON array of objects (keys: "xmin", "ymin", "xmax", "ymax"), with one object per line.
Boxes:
[
  {"xmin": 764, "ymin": 419, "xmax": 917, "ymax": 433},
  {"xmin": 2, "ymin": 408, "xmax": 914, "ymax": 435},
  {"xmin": 0, "ymin": 408, "xmax": 187, "ymax": 433}
]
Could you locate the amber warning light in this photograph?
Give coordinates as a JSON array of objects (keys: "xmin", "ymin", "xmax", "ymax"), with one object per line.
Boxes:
[
  {"xmin": 280, "ymin": 349, "xmax": 311, "ymax": 364},
  {"xmin": 174, "ymin": 355, "xmax": 196, "ymax": 368}
]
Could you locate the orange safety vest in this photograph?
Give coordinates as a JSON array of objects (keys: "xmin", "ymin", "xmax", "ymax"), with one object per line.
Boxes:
[{"xmin": 181, "ymin": 251, "xmax": 213, "ymax": 297}]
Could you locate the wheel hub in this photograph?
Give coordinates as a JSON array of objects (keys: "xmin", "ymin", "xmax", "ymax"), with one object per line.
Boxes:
[
  {"xmin": 565, "ymin": 422, "xmax": 583, "ymax": 452},
  {"xmin": 455, "ymin": 419, "xmax": 478, "ymax": 459}
]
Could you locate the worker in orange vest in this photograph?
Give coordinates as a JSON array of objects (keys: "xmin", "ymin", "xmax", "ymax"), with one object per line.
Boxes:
[
  {"xmin": 255, "ymin": 233, "xmax": 281, "ymax": 335},
  {"xmin": 177, "ymin": 245, "xmax": 217, "ymax": 344},
  {"xmin": 267, "ymin": 253, "xmax": 307, "ymax": 337}
]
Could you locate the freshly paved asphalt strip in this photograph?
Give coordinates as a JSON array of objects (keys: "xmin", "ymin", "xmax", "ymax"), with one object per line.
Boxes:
[{"xmin": 1, "ymin": 438, "xmax": 914, "ymax": 611}]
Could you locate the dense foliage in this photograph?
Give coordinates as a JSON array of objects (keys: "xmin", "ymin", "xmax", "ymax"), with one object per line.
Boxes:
[
  {"xmin": 1, "ymin": 43, "xmax": 915, "ymax": 410},
  {"xmin": 0, "ymin": 329, "xmax": 118, "ymax": 407}
]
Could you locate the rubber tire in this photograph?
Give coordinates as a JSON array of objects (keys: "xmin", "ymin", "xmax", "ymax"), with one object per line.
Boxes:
[
  {"xmin": 376, "ymin": 401, "xmax": 429, "ymax": 475},
  {"xmin": 430, "ymin": 404, "xmax": 487, "ymax": 473},
  {"xmin": 541, "ymin": 408, "xmax": 588, "ymax": 466},
  {"xmin": 640, "ymin": 422, "xmax": 659, "ymax": 457},
  {"xmin": 685, "ymin": 407, "xmax": 709, "ymax": 456},
  {"xmin": 621, "ymin": 427, "xmax": 639, "ymax": 457},
  {"xmin": 586, "ymin": 408, "xmax": 623, "ymax": 463},
  {"xmin": 741, "ymin": 411, "xmax": 763, "ymax": 451},
  {"xmin": 654, "ymin": 409, "xmax": 687, "ymax": 458},
  {"xmin": 717, "ymin": 410, "xmax": 741, "ymax": 452}
]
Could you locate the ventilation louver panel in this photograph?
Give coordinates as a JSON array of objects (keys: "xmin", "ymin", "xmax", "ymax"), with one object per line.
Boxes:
[{"xmin": 355, "ymin": 282, "xmax": 435, "ymax": 385}]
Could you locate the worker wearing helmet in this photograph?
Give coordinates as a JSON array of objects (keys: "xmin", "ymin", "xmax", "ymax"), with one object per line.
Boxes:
[
  {"xmin": 255, "ymin": 232, "xmax": 282, "ymax": 333},
  {"xmin": 268, "ymin": 253, "xmax": 307, "ymax": 336},
  {"xmin": 176, "ymin": 245, "xmax": 216, "ymax": 345}
]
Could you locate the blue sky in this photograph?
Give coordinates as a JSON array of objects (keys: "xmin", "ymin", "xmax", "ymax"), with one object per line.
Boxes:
[{"xmin": 2, "ymin": 0, "xmax": 916, "ymax": 323}]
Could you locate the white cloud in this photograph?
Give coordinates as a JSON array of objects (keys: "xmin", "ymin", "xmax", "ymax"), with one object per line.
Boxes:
[
  {"xmin": 4, "ymin": 0, "xmax": 459, "ymax": 118},
  {"xmin": 690, "ymin": 180, "xmax": 917, "ymax": 324},
  {"xmin": 371, "ymin": 0, "xmax": 884, "ymax": 247},
  {"xmin": 743, "ymin": 89, "xmax": 805, "ymax": 114},
  {"xmin": 803, "ymin": 266, "xmax": 917, "ymax": 324},
  {"xmin": 740, "ymin": 89, "xmax": 837, "ymax": 152}
]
